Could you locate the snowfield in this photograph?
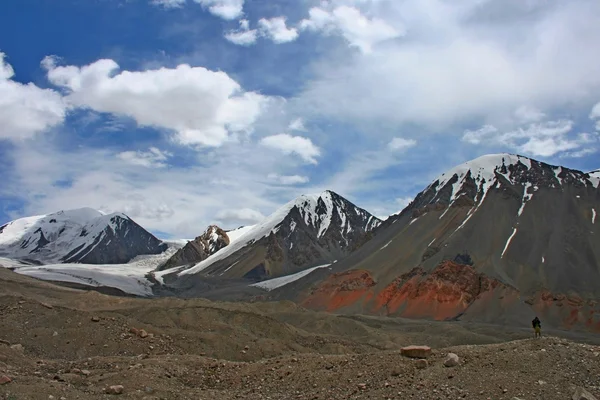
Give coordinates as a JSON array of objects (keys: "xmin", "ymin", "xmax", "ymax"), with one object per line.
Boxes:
[
  {"xmin": 250, "ymin": 263, "xmax": 332, "ymax": 292},
  {"xmin": 0, "ymin": 244, "xmax": 181, "ymax": 297}
]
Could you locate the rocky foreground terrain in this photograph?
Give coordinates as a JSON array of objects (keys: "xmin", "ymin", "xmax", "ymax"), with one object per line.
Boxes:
[{"xmin": 1, "ymin": 268, "xmax": 600, "ymax": 400}]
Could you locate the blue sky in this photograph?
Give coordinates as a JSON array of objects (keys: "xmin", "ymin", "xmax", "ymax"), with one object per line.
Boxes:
[{"xmin": 1, "ymin": 0, "xmax": 600, "ymax": 238}]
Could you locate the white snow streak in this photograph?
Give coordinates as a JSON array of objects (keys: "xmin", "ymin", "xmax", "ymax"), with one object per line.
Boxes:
[
  {"xmin": 542, "ymin": 256, "xmax": 545, "ymax": 263},
  {"xmin": 501, "ymin": 228, "xmax": 518, "ymax": 259},
  {"xmin": 593, "ymin": 208, "xmax": 597, "ymax": 224},
  {"xmin": 428, "ymin": 238, "xmax": 436, "ymax": 247},
  {"xmin": 250, "ymin": 263, "xmax": 331, "ymax": 291},
  {"xmin": 380, "ymin": 240, "xmax": 393, "ymax": 250}
]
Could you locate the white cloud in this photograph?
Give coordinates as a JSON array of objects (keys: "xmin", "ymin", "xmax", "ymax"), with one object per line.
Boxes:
[
  {"xmin": 117, "ymin": 147, "xmax": 172, "ymax": 168},
  {"xmin": 514, "ymin": 105, "xmax": 546, "ymax": 123},
  {"xmin": 151, "ymin": 0, "xmax": 186, "ymax": 8},
  {"xmin": 297, "ymin": 0, "xmax": 600, "ymax": 129},
  {"xmin": 0, "ymin": 53, "xmax": 66, "ymax": 141},
  {"xmin": 2, "ymin": 138, "xmax": 311, "ymax": 237},
  {"xmin": 591, "ymin": 102, "xmax": 600, "ymax": 131},
  {"xmin": 288, "ymin": 118, "xmax": 307, "ymax": 132},
  {"xmin": 193, "ymin": 0, "xmax": 244, "ymax": 20},
  {"xmin": 260, "ymin": 133, "xmax": 321, "ymax": 164},
  {"xmin": 258, "ymin": 17, "xmax": 299, "ymax": 44},
  {"xmin": 224, "ymin": 19, "xmax": 258, "ymax": 46},
  {"xmin": 300, "ymin": 5, "xmax": 403, "ymax": 53},
  {"xmin": 388, "ymin": 137, "xmax": 417, "ymax": 151},
  {"xmin": 462, "ymin": 119, "xmax": 599, "ymax": 157},
  {"xmin": 591, "ymin": 102, "xmax": 600, "ymax": 120},
  {"xmin": 462, "ymin": 125, "xmax": 500, "ymax": 145},
  {"xmin": 267, "ymin": 173, "xmax": 309, "ymax": 185},
  {"xmin": 43, "ymin": 57, "xmax": 269, "ymax": 147},
  {"xmin": 215, "ymin": 208, "xmax": 266, "ymax": 226}
]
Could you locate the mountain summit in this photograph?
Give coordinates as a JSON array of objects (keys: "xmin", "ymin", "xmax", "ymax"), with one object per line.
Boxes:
[
  {"xmin": 272, "ymin": 154, "xmax": 600, "ymax": 332},
  {"xmin": 0, "ymin": 208, "xmax": 167, "ymax": 264},
  {"xmin": 166, "ymin": 190, "xmax": 381, "ymax": 284}
]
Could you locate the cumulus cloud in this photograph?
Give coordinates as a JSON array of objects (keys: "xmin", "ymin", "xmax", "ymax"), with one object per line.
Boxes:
[
  {"xmin": 300, "ymin": 5, "xmax": 403, "ymax": 53},
  {"xmin": 260, "ymin": 133, "xmax": 321, "ymax": 164},
  {"xmin": 388, "ymin": 137, "xmax": 417, "ymax": 151},
  {"xmin": 151, "ymin": 0, "xmax": 186, "ymax": 8},
  {"xmin": 591, "ymin": 102, "xmax": 600, "ymax": 131},
  {"xmin": 0, "ymin": 53, "xmax": 66, "ymax": 141},
  {"xmin": 224, "ymin": 19, "xmax": 258, "ymax": 46},
  {"xmin": 514, "ymin": 106, "xmax": 546, "ymax": 124},
  {"xmin": 267, "ymin": 173, "xmax": 309, "ymax": 185},
  {"xmin": 462, "ymin": 120, "xmax": 599, "ymax": 157},
  {"xmin": 297, "ymin": 0, "xmax": 600, "ymax": 129},
  {"xmin": 193, "ymin": 0, "xmax": 244, "ymax": 20},
  {"xmin": 2, "ymin": 138, "xmax": 308, "ymax": 237},
  {"xmin": 215, "ymin": 208, "xmax": 266, "ymax": 226},
  {"xmin": 117, "ymin": 147, "xmax": 173, "ymax": 168},
  {"xmin": 43, "ymin": 57, "xmax": 269, "ymax": 147},
  {"xmin": 288, "ymin": 118, "xmax": 307, "ymax": 132},
  {"xmin": 258, "ymin": 17, "xmax": 299, "ymax": 44}
]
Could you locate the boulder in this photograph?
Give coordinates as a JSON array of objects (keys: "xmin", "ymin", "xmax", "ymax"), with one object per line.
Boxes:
[
  {"xmin": 10, "ymin": 344, "xmax": 23, "ymax": 352},
  {"xmin": 0, "ymin": 376, "xmax": 11, "ymax": 385},
  {"xmin": 415, "ymin": 359, "xmax": 428, "ymax": 369},
  {"xmin": 400, "ymin": 346, "xmax": 431, "ymax": 359},
  {"xmin": 444, "ymin": 353, "xmax": 460, "ymax": 367},
  {"xmin": 573, "ymin": 387, "xmax": 598, "ymax": 400},
  {"xmin": 106, "ymin": 385, "xmax": 124, "ymax": 395}
]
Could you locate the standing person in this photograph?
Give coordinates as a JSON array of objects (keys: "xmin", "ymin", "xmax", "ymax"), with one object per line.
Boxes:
[{"xmin": 532, "ymin": 316, "xmax": 541, "ymax": 338}]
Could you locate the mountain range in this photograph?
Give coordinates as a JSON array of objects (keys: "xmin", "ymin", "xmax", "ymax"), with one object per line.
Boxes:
[{"xmin": 1, "ymin": 153, "xmax": 599, "ymax": 332}]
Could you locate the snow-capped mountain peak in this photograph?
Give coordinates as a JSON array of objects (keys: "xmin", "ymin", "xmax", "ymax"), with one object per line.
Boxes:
[
  {"xmin": 179, "ymin": 190, "xmax": 380, "ymax": 277},
  {"xmin": 0, "ymin": 208, "xmax": 166, "ymax": 264},
  {"xmin": 416, "ymin": 153, "xmax": 598, "ymax": 213}
]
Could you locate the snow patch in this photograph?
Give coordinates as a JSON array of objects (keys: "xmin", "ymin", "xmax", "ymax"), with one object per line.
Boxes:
[
  {"xmin": 593, "ymin": 208, "xmax": 597, "ymax": 224},
  {"xmin": 542, "ymin": 256, "xmax": 545, "ymax": 263},
  {"xmin": 501, "ymin": 228, "xmax": 518, "ymax": 259},
  {"xmin": 517, "ymin": 182, "xmax": 533, "ymax": 217},
  {"xmin": 250, "ymin": 264, "xmax": 331, "ymax": 291}
]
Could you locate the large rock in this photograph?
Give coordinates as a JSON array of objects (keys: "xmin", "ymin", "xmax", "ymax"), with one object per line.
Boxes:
[
  {"xmin": 444, "ymin": 353, "xmax": 460, "ymax": 367},
  {"xmin": 0, "ymin": 376, "xmax": 11, "ymax": 385},
  {"xmin": 106, "ymin": 385, "xmax": 124, "ymax": 395},
  {"xmin": 573, "ymin": 387, "xmax": 598, "ymax": 400},
  {"xmin": 400, "ymin": 345, "xmax": 431, "ymax": 359}
]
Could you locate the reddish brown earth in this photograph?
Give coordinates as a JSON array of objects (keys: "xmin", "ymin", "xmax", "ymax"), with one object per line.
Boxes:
[
  {"xmin": 300, "ymin": 270, "xmax": 376, "ymax": 312},
  {"xmin": 299, "ymin": 261, "xmax": 600, "ymax": 333},
  {"xmin": 528, "ymin": 290, "xmax": 600, "ymax": 333},
  {"xmin": 301, "ymin": 261, "xmax": 520, "ymax": 322},
  {"xmin": 372, "ymin": 261, "xmax": 519, "ymax": 320}
]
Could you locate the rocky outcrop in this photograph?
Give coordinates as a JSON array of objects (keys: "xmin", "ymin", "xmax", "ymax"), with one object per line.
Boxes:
[{"xmin": 158, "ymin": 226, "xmax": 230, "ymax": 271}]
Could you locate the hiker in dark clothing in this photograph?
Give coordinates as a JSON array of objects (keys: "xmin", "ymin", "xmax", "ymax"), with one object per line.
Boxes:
[{"xmin": 532, "ymin": 316, "xmax": 541, "ymax": 338}]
